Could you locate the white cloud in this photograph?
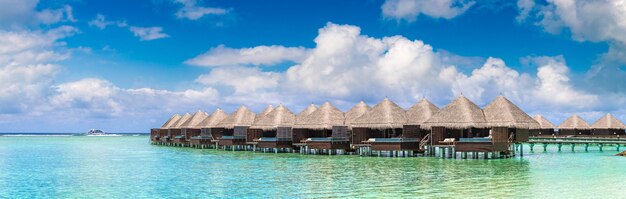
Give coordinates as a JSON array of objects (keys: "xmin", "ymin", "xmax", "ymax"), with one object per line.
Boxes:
[
  {"xmin": 0, "ymin": 0, "xmax": 75, "ymax": 27},
  {"xmin": 516, "ymin": 0, "xmax": 535, "ymax": 22},
  {"xmin": 0, "ymin": 26, "xmax": 76, "ymax": 114},
  {"xmin": 35, "ymin": 5, "xmax": 76, "ymax": 25},
  {"xmin": 448, "ymin": 57, "xmax": 534, "ymax": 105},
  {"xmin": 382, "ymin": 0, "xmax": 475, "ymax": 21},
  {"xmin": 516, "ymin": 0, "xmax": 626, "ymax": 106},
  {"xmin": 51, "ymin": 78, "xmax": 220, "ymax": 118},
  {"xmin": 174, "ymin": 0, "xmax": 228, "ymax": 20},
  {"xmin": 1, "ymin": 21, "xmax": 623, "ymax": 132},
  {"xmin": 195, "ymin": 66, "xmax": 282, "ymax": 106},
  {"xmin": 88, "ymin": 14, "xmax": 128, "ymax": 30},
  {"xmin": 195, "ymin": 23, "xmax": 600, "ymax": 114},
  {"xmin": 518, "ymin": 0, "xmax": 626, "ymax": 43},
  {"xmin": 89, "ymin": 14, "xmax": 169, "ymax": 42},
  {"xmin": 185, "ymin": 45, "xmax": 309, "ymax": 67},
  {"xmin": 196, "ymin": 66, "xmax": 279, "ymax": 94},
  {"xmin": 531, "ymin": 56, "xmax": 598, "ymax": 109},
  {"xmin": 129, "ymin": 26, "xmax": 169, "ymax": 41}
]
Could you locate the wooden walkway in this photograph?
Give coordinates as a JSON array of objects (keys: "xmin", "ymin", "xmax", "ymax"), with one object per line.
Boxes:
[{"xmin": 528, "ymin": 137, "xmax": 626, "ymax": 152}]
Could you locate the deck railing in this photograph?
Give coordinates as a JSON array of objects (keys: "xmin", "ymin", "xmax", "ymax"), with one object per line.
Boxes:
[{"xmin": 419, "ymin": 133, "xmax": 431, "ymax": 150}]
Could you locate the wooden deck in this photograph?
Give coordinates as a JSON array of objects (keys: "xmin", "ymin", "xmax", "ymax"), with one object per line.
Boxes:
[{"xmin": 528, "ymin": 137, "xmax": 626, "ymax": 152}]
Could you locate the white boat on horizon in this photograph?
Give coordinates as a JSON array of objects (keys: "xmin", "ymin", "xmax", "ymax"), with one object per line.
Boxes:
[{"xmin": 86, "ymin": 129, "xmax": 122, "ymax": 136}]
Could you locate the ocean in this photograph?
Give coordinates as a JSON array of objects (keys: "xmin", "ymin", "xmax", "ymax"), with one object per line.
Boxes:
[{"xmin": 0, "ymin": 136, "xmax": 624, "ymax": 198}]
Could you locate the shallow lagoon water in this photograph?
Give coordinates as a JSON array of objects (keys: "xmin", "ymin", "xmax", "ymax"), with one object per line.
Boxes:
[{"xmin": 0, "ymin": 136, "xmax": 625, "ymax": 198}]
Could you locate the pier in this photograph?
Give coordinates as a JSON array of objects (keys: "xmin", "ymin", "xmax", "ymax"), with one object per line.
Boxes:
[{"xmin": 528, "ymin": 137, "xmax": 626, "ymax": 152}]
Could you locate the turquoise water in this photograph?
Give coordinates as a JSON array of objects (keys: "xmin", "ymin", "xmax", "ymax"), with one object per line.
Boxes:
[{"xmin": 0, "ymin": 136, "xmax": 625, "ymax": 198}]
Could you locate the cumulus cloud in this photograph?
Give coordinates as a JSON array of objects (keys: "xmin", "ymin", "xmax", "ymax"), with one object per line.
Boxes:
[
  {"xmin": 517, "ymin": 0, "xmax": 626, "ymax": 43},
  {"xmin": 173, "ymin": 0, "xmax": 229, "ymax": 20},
  {"xmin": 186, "ymin": 45, "xmax": 309, "ymax": 67},
  {"xmin": 516, "ymin": 0, "xmax": 626, "ymax": 106},
  {"xmin": 0, "ymin": 26, "xmax": 77, "ymax": 115},
  {"xmin": 192, "ymin": 23, "xmax": 600, "ymax": 115},
  {"xmin": 381, "ymin": 0, "xmax": 475, "ymax": 21},
  {"xmin": 1, "ymin": 21, "xmax": 622, "ymax": 131},
  {"xmin": 531, "ymin": 56, "xmax": 598, "ymax": 109},
  {"xmin": 0, "ymin": 0, "xmax": 75, "ymax": 27},
  {"xmin": 51, "ymin": 78, "xmax": 220, "ymax": 118},
  {"xmin": 0, "ymin": 24, "xmax": 216, "ymax": 131},
  {"xmin": 195, "ymin": 66, "xmax": 282, "ymax": 106},
  {"xmin": 129, "ymin": 26, "xmax": 169, "ymax": 41}
]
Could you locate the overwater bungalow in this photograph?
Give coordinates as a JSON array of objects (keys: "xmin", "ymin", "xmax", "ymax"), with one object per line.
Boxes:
[
  {"xmin": 210, "ymin": 106, "xmax": 256, "ymax": 150},
  {"xmin": 151, "ymin": 114, "xmax": 180, "ymax": 144},
  {"xmin": 531, "ymin": 115, "xmax": 556, "ymax": 137},
  {"xmin": 251, "ymin": 105, "xmax": 296, "ymax": 152},
  {"xmin": 218, "ymin": 105, "xmax": 272, "ymax": 149},
  {"xmin": 423, "ymin": 96, "xmax": 489, "ymax": 144},
  {"xmin": 196, "ymin": 109, "xmax": 228, "ymax": 147},
  {"xmin": 478, "ymin": 96, "xmax": 538, "ymax": 157},
  {"xmin": 177, "ymin": 110, "xmax": 209, "ymax": 146},
  {"xmin": 166, "ymin": 113, "xmax": 191, "ymax": 146},
  {"xmin": 298, "ymin": 102, "xmax": 349, "ymax": 155},
  {"xmin": 558, "ymin": 115, "xmax": 591, "ymax": 136},
  {"xmin": 292, "ymin": 104, "xmax": 318, "ymax": 145},
  {"xmin": 590, "ymin": 114, "xmax": 626, "ymax": 137},
  {"xmin": 405, "ymin": 98, "xmax": 440, "ymax": 140},
  {"xmin": 351, "ymin": 98, "xmax": 417, "ymax": 156},
  {"xmin": 344, "ymin": 101, "xmax": 371, "ymax": 142},
  {"xmin": 423, "ymin": 96, "xmax": 489, "ymax": 157}
]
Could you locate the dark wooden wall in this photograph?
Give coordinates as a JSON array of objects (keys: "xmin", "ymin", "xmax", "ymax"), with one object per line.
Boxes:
[
  {"xmin": 247, "ymin": 128, "xmax": 263, "ymax": 142},
  {"xmin": 559, "ymin": 129, "xmax": 591, "ymax": 136},
  {"xmin": 277, "ymin": 127, "xmax": 292, "ymax": 139},
  {"xmin": 262, "ymin": 130, "xmax": 277, "ymax": 138},
  {"xmin": 492, "ymin": 127, "xmax": 509, "ymax": 143},
  {"xmin": 292, "ymin": 128, "xmax": 309, "ymax": 143},
  {"xmin": 592, "ymin": 129, "xmax": 625, "ymax": 136},
  {"xmin": 169, "ymin": 129, "xmax": 181, "ymax": 137},
  {"xmin": 185, "ymin": 129, "xmax": 201, "ymax": 138},
  {"xmin": 352, "ymin": 128, "xmax": 371, "ymax": 145},
  {"xmin": 514, "ymin": 128, "xmax": 529, "ymax": 142},
  {"xmin": 332, "ymin": 126, "xmax": 348, "ymax": 138},
  {"xmin": 431, "ymin": 127, "xmax": 445, "ymax": 145},
  {"xmin": 402, "ymin": 125, "xmax": 420, "ymax": 138},
  {"xmin": 530, "ymin": 129, "xmax": 555, "ymax": 136},
  {"xmin": 158, "ymin": 129, "xmax": 168, "ymax": 137},
  {"xmin": 210, "ymin": 128, "xmax": 226, "ymax": 140}
]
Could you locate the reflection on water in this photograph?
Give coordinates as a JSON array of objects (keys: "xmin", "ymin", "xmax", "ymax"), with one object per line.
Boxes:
[{"xmin": 0, "ymin": 136, "xmax": 624, "ymax": 198}]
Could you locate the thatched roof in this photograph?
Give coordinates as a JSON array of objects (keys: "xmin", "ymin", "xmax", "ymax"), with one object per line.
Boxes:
[
  {"xmin": 198, "ymin": 109, "xmax": 228, "ymax": 128},
  {"xmin": 482, "ymin": 96, "xmax": 540, "ymax": 129},
  {"xmin": 295, "ymin": 102, "xmax": 345, "ymax": 130},
  {"xmin": 406, "ymin": 98, "xmax": 439, "ymax": 127},
  {"xmin": 344, "ymin": 101, "xmax": 371, "ymax": 126},
  {"xmin": 591, "ymin": 113, "xmax": 626, "ymax": 129},
  {"xmin": 352, "ymin": 98, "xmax": 407, "ymax": 129},
  {"xmin": 180, "ymin": 110, "xmax": 209, "ymax": 128},
  {"xmin": 558, "ymin": 115, "xmax": 590, "ymax": 130},
  {"xmin": 295, "ymin": 104, "xmax": 317, "ymax": 123},
  {"xmin": 533, "ymin": 115, "xmax": 555, "ymax": 129},
  {"xmin": 254, "ymin": 105, "xmax": 274, "ymax": 123},
  {"xmin": 250, "ymin": 104, "xmax": 295, "ymax": 131},
  {"xmin": 171, "ymin": 113, "xmax": 192, "ymax": 129},
  {"xmin": 217, "ymin": 106, "xmax": 256, "ymax": 129},
  {"xmin": 160, "ymin": 114, "xmax": 181, "ymax": 129},
  {"xmin": 423, "ymin": 96, "xmax": 488, "ymax": 129}
]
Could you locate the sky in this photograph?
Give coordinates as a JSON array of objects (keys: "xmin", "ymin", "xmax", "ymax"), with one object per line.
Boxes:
[{"xmin": 1, "ymin": 0, "xmax": 626, "ymax": 133}]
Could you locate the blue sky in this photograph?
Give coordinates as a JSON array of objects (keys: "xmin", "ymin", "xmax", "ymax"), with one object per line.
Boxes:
[{"xmin": 1, "ymin": 0, "xmax": 625, "ymax": 132}]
